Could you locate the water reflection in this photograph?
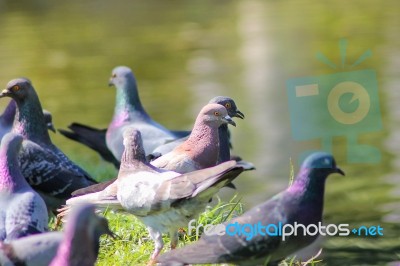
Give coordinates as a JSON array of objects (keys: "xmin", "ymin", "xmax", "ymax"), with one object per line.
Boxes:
[{"xmin": 0, "ymin": 0, "xmax": 398, "ymax": 265}]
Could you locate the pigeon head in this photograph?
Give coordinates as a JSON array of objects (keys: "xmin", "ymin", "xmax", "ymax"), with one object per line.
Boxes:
[
  {"xmin": 121, "ymin": 127, "xmax": 147, "ymax": 165},
  {"xmin": 301, "ymin": 152, "xmax": 345, "ymax": 177},
  {"xmin": 108, "ymin": 66, "xmax": 136, "ymax": 88},
  {"xmin": 209, "ymin": 96, "xmax": 245, "ymax": 119},
  {"xmin": 0, "ymin": 132, "xmax": 23, "ymax": 157},
  {"xmin": 43, "ymin": 109, "xmax": 56, "ymax": 133},
  {"xmin": 108, "ymin": 66, "xmax": 145, "ymax": 114},
  {"xmin": 0, "ymin": 78, "xmax": 34, "ymax": 103},
  {"xmin": 50, "ymin": 204, "xmax": 113, "ymax": 266},
  {"xmin": 199, "ymin": 103, "xmax": 236, "ymax": 127},
  {"xmin": 0, "ymin": 133, "xmax": 27, "ymax": 192}
]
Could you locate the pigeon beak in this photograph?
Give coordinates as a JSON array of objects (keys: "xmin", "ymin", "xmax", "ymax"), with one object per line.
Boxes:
[
  {"xmin": 0, "ymin": 89, "xmax": 11, "ymax": 98},
  {"xmin": 222, "ymin": 115, "xmax": 236, "ymax": 127},
  {"xmin": 47, "ymin": 123, "xmax": 56, "ymax": 133},
  {"xmin": 108, "ymin": 78, "xmax": 115, "ymax": 87},
  {"xmin": 335, "ymin": 167, "xmax": 345, "ymax": 176},
  {"xmin": 234, "ymin": 109, "xmax": 245, "ymax": 119}
]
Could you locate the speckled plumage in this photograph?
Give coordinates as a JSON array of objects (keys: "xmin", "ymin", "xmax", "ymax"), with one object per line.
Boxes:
[
  {"xmin": 0, "ymin": 78, "xmax": 97, "ymax": 210},
  {"xmin": 0, "ymin": 133, "xmax": 48, "ymax": 242},
  {"xmin": 157, "ymin": 152, "xmax": 345, "ymax": 266}
]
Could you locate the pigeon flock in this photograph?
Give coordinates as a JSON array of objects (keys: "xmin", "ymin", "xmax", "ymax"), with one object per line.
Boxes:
[{"xmin": 0, "ymin": 66, "xmax": 345, "ymax": 266}]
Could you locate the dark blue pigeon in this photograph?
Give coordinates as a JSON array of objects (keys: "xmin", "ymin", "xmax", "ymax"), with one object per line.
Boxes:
[
  {"xmin": 0, "ymin": 133, "xmax": 48, "ymax": 242},
  {"xmin": 0, "ymin": 78, "xmax": 97, "ymax": 211},
  {"xmin": 157, "ymin": 152, "xmax": 345, "ymax": 266}
]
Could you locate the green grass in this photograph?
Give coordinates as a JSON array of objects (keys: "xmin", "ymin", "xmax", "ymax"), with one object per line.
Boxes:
[{"xmin": 63, "ymin": 195, "xmax": 324, "ymax": 266}]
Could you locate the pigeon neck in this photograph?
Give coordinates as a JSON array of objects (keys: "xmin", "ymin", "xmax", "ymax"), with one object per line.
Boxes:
[
  {"xmin": 51, "ymin": 223, "xmax": 96, "ymax": 266},
  {"xmin": 217, "ymin": 124, "xmax": 230, "ymax": 163},
  {"xmin": 185, "ymin": 120, "xmax": 220, "ymax": 167},
  {"xmin": 0, "ymin": 146, "xmax": 27, "ymax": 192},
  {"xmin": 120, "ymin": 141, "xmax": 148, "ymax": 169},
  {"xmin": 13, "ymin": 96, "xmax": 51, "ymax": 143},
  {"xmin": 290, "ymin": 168, "xmax": 327, "ymax": 203},
  {"xmin": 0, "ymin": 100, "xmax": 16, "ymax": 125},
  {"xmin": 114, "ymin": 80, "xmax": 148, "ymax": 119}
]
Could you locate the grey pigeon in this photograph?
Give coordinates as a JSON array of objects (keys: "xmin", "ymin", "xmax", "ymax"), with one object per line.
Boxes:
[
  {"xmin": 156, "ymin": 152, "xmax": 345, "ymax": 266},
  {"xmin": 151, "ymin": 103, "xmax": 236, "ymax": 173},
  {"xmin": 50, "ymin": 204, "xmax": 113, "ymax": 266},
  {"xmin": 68, "ymin": 103, "xmax": 238, "ymax": 198},
  {"xmin": 60, "ymin": 128, "xmax": 245, "ymax": 264},
  {"xmin": 0, "ymin": 100, "xmax": 55, "ymax": 140},
  {"xmin": 151, "ymin": 96, "xmax": 245, "ymax": 163},
  {"xmin": 0, "ymin": 203, "xmax": 112, "ymax": 266},
  {"xmin": 0, "ymin": 133, "xmax": 48, "ymax": 242},
  {"xmin": 106, "ymin": 65, "xmax": 191, "ymax": 160},
  {"xmin": 58, "ymin": 65, "xmax": 190, "ymax": 166},
  {"xmin": 0, "ymin": 78, "xmax": 97, "ymax": 210}
]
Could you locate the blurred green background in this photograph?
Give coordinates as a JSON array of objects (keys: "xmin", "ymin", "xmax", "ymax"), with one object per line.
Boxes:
[{"xmin": 0, "ymin": 0, "xmax": 398, "ymax": 265}]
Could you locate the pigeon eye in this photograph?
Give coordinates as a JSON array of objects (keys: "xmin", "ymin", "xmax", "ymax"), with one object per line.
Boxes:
[
  {"xmin": 214, "ymin": 111, "xmax": 220, "ymax": 116},
  {"xmin": 225, "ymin": 102, "xmax": 231, "ymax": 109},
  {"xmin": 112, "ymin": 73, "xmax": 117, "ymax": 78},
  {"xmin": 12, "ymin": 85, "xmax": 20, "ymax": 91}
]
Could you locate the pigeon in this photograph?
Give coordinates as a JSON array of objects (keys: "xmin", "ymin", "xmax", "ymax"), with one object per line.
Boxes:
[
  {"xmin": 58, "ymin": 66, "xmax": 190, "ymax": 166},
  {"xmin": 50, "ymin": 203, "xmax": 113, "ymax": 266},
  {"xmin": 151, "ymin": 96, "xmax": 245, "ymax": 163},
  {"xmin": 150, "ymin": 103, "xmax": 236, "ymax": 173},
  {"xmin": 106, "ymin": 65, "xmax": 191, "ymax": 160},
  {"xmin": 60, "ymin": 127, "xmax": 246, "ymax": 263},
  {"xmin": 68, "ymin": 103, "xmax": 238, "ymax": 198},
  {"xmin": 0, "ymin": 133, "xmax": 48, "ymax": 242},
  {"xmin": 116, "ymin": 128, "xmax": 245, "ymax": 263},
  {"xmin": 0, "ymin": 100, "xmax": 56, "ymax": 140},
  {"xmin": 156, "ymin": 152, "xmax": 345, "ymax": 266},
  {"xmin": 0, "ymin": 203, "xmax": 112, "ymax": 266},
  {"xmin": 0, "ymin": 78, "xmax": 97, "ymax": 210}
]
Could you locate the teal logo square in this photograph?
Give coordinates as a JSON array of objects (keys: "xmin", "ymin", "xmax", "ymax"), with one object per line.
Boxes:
[{"xmin": 287, "ymin": 70, "xmax": 382, "ymax": 163}]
